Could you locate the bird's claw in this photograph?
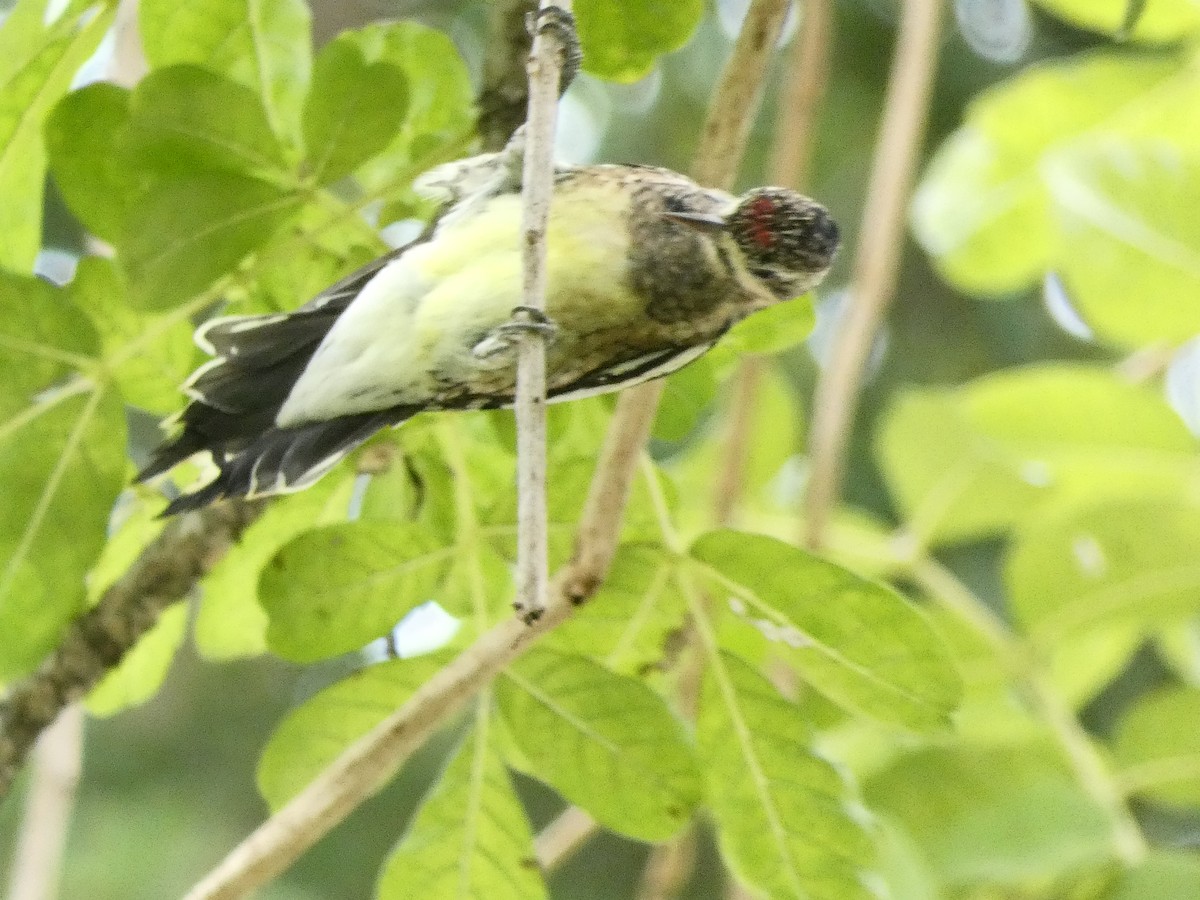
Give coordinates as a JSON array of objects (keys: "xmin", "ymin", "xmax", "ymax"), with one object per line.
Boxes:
[
  {"xmin": 526, "ymin": 5, "xmax": 582, "ymax": 96},
  {"xmin": 471, "ymin": 307, "xmax": 559, "ymax": 360}
]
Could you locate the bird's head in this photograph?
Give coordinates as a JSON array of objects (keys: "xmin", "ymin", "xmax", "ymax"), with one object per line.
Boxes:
[{"xmin": 666, "ymin": 187, "xmax": 840, "ymax": 301}]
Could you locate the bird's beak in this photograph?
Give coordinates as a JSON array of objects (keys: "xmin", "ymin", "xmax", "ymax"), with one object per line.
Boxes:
[{"xmin": 663, "ymin": 210, "xmax": 727, "ymax": 234}]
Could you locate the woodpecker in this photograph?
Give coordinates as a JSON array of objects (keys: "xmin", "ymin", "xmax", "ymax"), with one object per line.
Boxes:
[{"xmin": 139, "ymin": 154, "xmax": 840, "ymax": 515}]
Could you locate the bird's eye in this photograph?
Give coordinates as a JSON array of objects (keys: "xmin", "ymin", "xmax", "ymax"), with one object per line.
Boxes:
[{"xmin": 751, "ymin": 267, "xmax": 779, "ymax": 283}]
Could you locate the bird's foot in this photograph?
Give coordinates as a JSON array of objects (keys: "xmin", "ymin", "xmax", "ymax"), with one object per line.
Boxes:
[
  {"xmin": 472, "ymin": 306, "xmax": 559, "ymax": 360},
  {"xmin": 526, "ymin": 5, "xmax": 582, "ymax": 97}
]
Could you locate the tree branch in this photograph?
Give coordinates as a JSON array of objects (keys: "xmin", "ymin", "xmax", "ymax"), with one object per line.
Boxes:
[
  {"xmin": 0, "ymin": 499, "xmax": 263, "ymax": 800},
  {"xmin": 803, "ymin": 0, "xmax": 945, "ymax": 548},
  {"xmin": 182, "ymin": 2, "xmax": 792, "ymax": 896}
]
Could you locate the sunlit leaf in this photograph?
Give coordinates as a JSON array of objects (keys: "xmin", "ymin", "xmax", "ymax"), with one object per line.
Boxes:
[
  {"xmin": 691, "ymin": 530, "xmax": 961, "ymax": 731},
  {"xmin": 86, "ymin": 602, "xmax": 187, "ymax": 716},
  {"xmin": 575, "ymin": 0, "xmax": 704, "ymax": 82},
  {"xmin": 497, "ymin": 647, "xmax": 702, "ymax": 841},
  {"xmin": 196, "ymin": 471, "xmax": 355, "ymax": 660},
  {"xmin": 261, "ymin": 521, "xmax": 454, "ymax": 662},
  {"xmin": 1047, "ymin": 140, "xmax": 1200, "ymax": 346},
  {"xmin": 698, "ymin": 651, "xmax": 876, "ymax": 900},
  {"xmin": 302, "ymin": 39, "xmax": 408, "ymax": 185},
  {"xmin": 257, "ymin": 652, "xmax": 452, "ymax": 809},
  {"xmin": 912, "ymin": 53, "xmax": 1196, "ymax": 294},
  {"xmin": 865, "ymin": 743, "xmax": 1112, "ymax": 886},
  {"xmin": 1006, "ymin": 496, "xmax": 1200, "ymax": 639},
  {"xmin": 0, "ymin": 273, "xmax": 124, "ymax": 678},
  {"xmin": 46, "ymin": 82, "xmax": 135, "ymax": 242},
  {"xmin": 120, "ymin": 170, "xmax": 303, "ymax": 309},
  {"xmin": 1103, "ymin": 852, "xmax": 1200, "ymax": 900},
  {"xmin": 0, "ymin": 0, "xmax": 116, "ymax": 271},
  {"xmin": 377, "ymin": 711, "xmax": 547, "ymax": 900},
  {"xmin": 1029, "ymin": 0, "xmax": 1200, "ymax": 42},
  {"xmin": 139, "ymin": 0, "xmax": 312, "ymax": 146},
  {"xmin": 1114, "ymin": 687, "xmax": 1200, "ymax": 808}
]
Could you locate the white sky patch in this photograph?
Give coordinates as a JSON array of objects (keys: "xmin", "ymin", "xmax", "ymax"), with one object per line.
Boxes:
[
  {"xmin": 809, "ymin": 287, "xmax": 888, "ymax": 376},
  {"xmin": 380, "ymin": 218, "xmax": 425, "ymax": 248},
  {"xmin": 43, "ymin": 0, "xmax": 70, "ymax": 26},
  {"xmin": 34, "ymin": 248, "xmax": 79, "ymax": 285},
  {"xmin": 717, "ymin": 0, "xmax": 799, "ymax": 43},
  {"xmin": 606, "ymin": 68, "xmax": 662, "ymax": 117},
  {"xmin": 1043, "ymin": 271, "xmax": 1094, "ymax": 341},
  {"xmin": 954, "ymin": 0, "xmax": 1032, "ymax": 65},
  {"xmin": 361, "ymin": 601, "xmax": 461, "ymax": 663},
  {"xmin": 1166, "ymin": 337, "xmax": 1200, "ymax": 437},
  {"xmin": 1019, "ymin": 459, "xmax": 1053, "ymax": 488},
  {"xmin": 1071, "ymin": 534, "xmax": 1108, "ymax": 579},
  {"xmin": 555, "ymin": 75, "xmax": 608, "ymax": 165}
]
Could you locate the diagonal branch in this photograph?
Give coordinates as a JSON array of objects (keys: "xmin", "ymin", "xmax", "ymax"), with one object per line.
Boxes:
[
  {"xmin": 803, "ymin": 0, "xmax": 945, "ymax": 548},
  {"xmin": 0, "ymin": 499, "xmax": 264, "ymax": 800}
]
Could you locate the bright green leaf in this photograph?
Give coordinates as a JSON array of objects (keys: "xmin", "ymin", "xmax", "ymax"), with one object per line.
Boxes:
[
  {"xmin": 258, "ymin": 652, "xmax": 451, "ymax": 809},
  {"xmin": 653, "ymin": 355, "xmax": 716, "ymax": 442},
  {"xmin": 1103, "ymin": 852, "xmax": 1200, "ymax": 900},
  {"xmin": 865, "ymin": 743, "xmax": 1112, "ymax": 886},
  {"xmin": 125, "ymin": 64, "xmax": 289, "ymax": 177},
  {"xmin": 303, "ymin": 39, "xmax": 408, "ymax": 185},
  {"xmin": 717, "ymin": 294, "xmax": 817, "ymax": 358},
  {"xmin": 377, "ymin": 712, "xmax": 547, "ymax": 900},
  {"xmin": 911, "ymin": 53, "xmax": 1194, "ymax": 294},
  {"xmin": 46, "ymin": 82, "xmax": 135, "ymax": 242},
  {"xmin": 139, "ymin": 0, "xmax": 312, "ymax": 145},
  {"xmin": 0, "ymin": 273, "xmax": 124, "ymax": 678},
  {"xmin": 575, "ymin": 0, "xmax": 704, "ymax": 82},
  {"xmin": 1047, "ymin": 141, "xmax": 1200, "ymax": 346},
  {"xmin": 1030, "ymin": 0, "xmax": 1200, "ymax": 42},
  {"xmin": 341, "ymin": 22, "xmax": 475, "ymax": 195},
  {"xmin": 497, "ymin": 647, "xmax": 702, "ymax": 841},
  {"xmin": 86, "ymin": 602, "xmax": 187, "ymax": 716},
  {"xmin": 121, "ymin": 170, "xmax": 302, "ymax": 309},
  {"xmin": 196, "ymin": 471, "xmax": 355, "ymax": 660},
  {"xmin": 1114, "ymin": 687, "xmax": 1200, "ymax": 808},
  {"xmin": 698, "ymin": 651, "xmax": 876, "ymax": 900},
  {"xmin": 876, "ymin": 365, "xmax": 1198, "ymax": 544},
  {"xmin": 691, "ymin": 530, "xmax": 961, "ymax": 731},
  {"xmin": 261, "ymin": 521, "xmax": 453, "ymax": 662},
  {"xmin": 1006, "ymin": 497, "xmax": 1200, "ymax": 640},
  {"xmin": 547, "ymin": 542, "xmax": 686, "ymax": 676},
  {"xmin": 0, "ymin": 0, "xmax": 116, "ymax": 271}
]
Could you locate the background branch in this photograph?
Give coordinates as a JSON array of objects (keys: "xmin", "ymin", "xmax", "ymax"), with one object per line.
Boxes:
[
  {"xmin": 478, "ymin": 0, "xmax": 538, "ymax": 153},
  {"xmin": 183, "ymin": 2, "xmax": 792, "ymax": 895},
  {"xmin": 0, "ymin": 499, "xmax": 263, "ymax": 800},
  {"xmin": 803, "ymin": 0, "xmax": 945, "ymax": 548}
]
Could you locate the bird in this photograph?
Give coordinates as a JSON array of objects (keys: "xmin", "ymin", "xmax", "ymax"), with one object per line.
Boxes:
[{"xmin": 137, "ymin": 154, "xmax": 840, "ymax": 515}]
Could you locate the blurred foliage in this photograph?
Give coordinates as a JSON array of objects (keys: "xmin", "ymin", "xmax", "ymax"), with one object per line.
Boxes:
[{"xmin": 0, "ymin": 0, "xmax": 1199, "ymax": 898}]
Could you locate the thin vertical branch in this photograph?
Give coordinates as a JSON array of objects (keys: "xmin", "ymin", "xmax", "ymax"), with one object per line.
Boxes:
[
  {"xmin": 533, "ymin": 806, "xmax": 596, "ymax": 870},
  {"xmin": 515, "ymin": 0, "xmax": 572, "ymax": 620},
  {"xmin": 6, "ymin": 704, "xmax": 84, "ymax": 900},
  {"xmin": 803, "ymin": 0, "xmax": 945, "ymax": 548},
  {"xmin": 713, "ymin": 0, "xmax": 833, "ymax": 526}
]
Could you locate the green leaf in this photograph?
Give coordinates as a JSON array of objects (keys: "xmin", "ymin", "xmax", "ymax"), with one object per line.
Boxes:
[
  {"xmin": 125, "ymin": 65, "xmax": 289, "ymax": 177},
  {"xmin": 1029, "ymin": 0, "xmax": 1200, "ymax": 42},
  {"xmin": 865, "ymin": 743, "xmax": 1112, "ymax": 886},
  {"xmin": 652, "ymin": 355, "xmax": 716, "ymax": 442},
  {"xmin": 69, "ymin": 257, "xmax": 196, "ymax": 413},
  {"xmin": 46, "ymin": 82, "xmax": 135, "ymax": 242},
  {"xmin": 716, "ymin": 294, "xmax": 817, "ymax": 358},
  {"xmin": 377, "ymin": 711, "xmax": 547, "ymax": 900},
  {"xmin": 1103, "ymin": 852, "xmax": 1200, "ymax": 900},
  {"xmin": 86, "ymin": 602, "xmax": 187, "ymax": 716},
  {"xmin": 340, "ymin": 22, "xmax": 475, "ymax": 194},
  {"xmin": 497, "ymin": 647, "xmax": 702, "ymax": 841},
  {"xmin": 691, "ymin": 530, "xmax": 962, "ymax": 731},
  {"xmin": 911, "ymin": 53, "xmax": 1194, "ymax": 294},
  {"xmin": 876, "ymin": 365, "xmax": 1198, "ymax": 544},
  {"xmin": 303, "ymin": 39, "xmax": 408, "ymax": 185},
  {"xmin": 698, "ymin": 651, "xmax": 876, "ymax": 900},
  {"xmin": 1047, "ymin": 141, "xmax": 1200, "ymax": 347},
  {"xmin": 195, "ymin": 471, "xmax": 355, "ymax": 660},
  {"xmin": 0, "ymin": 273, "xmax": 125, "ymax": 678},
  {"xmin": 139, "ymin": 0, "xmax": 312, "ymax": 146},
  {"xmin": 258, "ymin": 652, "xmax": 451, "ymax": 809},
  {"xmin": 121, "ymin": 170, "xmax": 302, "ymax": 309},
  {"xmin": 575, "ymin": 0, "xmax": 704, "ymax": 82},
  {"xmin": 546, "ymin": 542, "xmax": 686, "ymax": 677},
  {"xmin": 1114, "ymin": 687, "xmax": 1200, "ymax": 808},
  {"xmin": 1006, "ymin": 497, "xmax": 1200, "ymax": 640},
  {"xmin": 0, "ymin": 0, "xmax": 116, "ymax": 271},
  {"xmin": 261, "ymin": 521, "xmax": 454, "ymax": 662}
]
